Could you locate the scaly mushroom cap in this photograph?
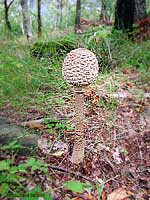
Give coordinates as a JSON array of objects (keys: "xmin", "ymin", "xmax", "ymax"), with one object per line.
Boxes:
[{"xmin": 62, "ymin": 48, "xmax": 98, "ymax": 86}]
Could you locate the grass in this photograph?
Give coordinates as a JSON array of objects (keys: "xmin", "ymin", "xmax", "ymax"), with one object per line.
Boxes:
[
  {"xmin": 0, "ymin": 27, "xmax": 150, "ymax": 199},
  {"xmin": 0, "ymin": 28, "xmax": 150, "ymax": 113},
  {"xmin": 0, "ymin": 38, "xmax": 67, "ymax": 110}
]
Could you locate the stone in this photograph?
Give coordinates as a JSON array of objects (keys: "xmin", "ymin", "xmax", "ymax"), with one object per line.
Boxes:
[{"xmin": 0, "ymin": 117, "xmax": 39, "ymax": 155}]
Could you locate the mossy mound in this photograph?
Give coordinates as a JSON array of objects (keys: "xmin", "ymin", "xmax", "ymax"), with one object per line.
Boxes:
[{"xmin": 31, "ymin": 34, "xmax": 78, "ymax": 58}]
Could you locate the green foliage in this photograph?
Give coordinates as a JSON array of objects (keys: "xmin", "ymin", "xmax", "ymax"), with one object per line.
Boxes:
[
  {"xmin": 0, "ymin": 158, "xmax": 48, "ymax": 198},
  {"xmin": 43, "ymin": 119, "xmax": 73, "ymax": 130},
  {"xmin": 31, "ymin": 33, "xmax": 78, "ymax": 59},
  {"xmin": 0, "ymin": 27, "xmax": 149, "ymax": 111},
  {"xmin": 82, "ymin": 26, "xmax": 113, "ymax": 71},
  {"xmin": 43, "ymin": 119, "xmax": 74, "ymax": 137},
  {"xmin": 96, "ymin": 180, "xmax": 104, "ymax": 200},
  {"xmin": 111, "ymin": 29, "xmax": 150, "ymax": 70},
  {"xmin": 99, "ymin": 97, "xmax": 119, "ymax": 110},
  {"xmin": 21, "ymin": 187, "xmax": 52, "ymax": 200},
  {"xmin": 63, "ymin": 180, "xmax": 92, "ymax": 193},
  {"xmin": 0, "ymin": 38, "xmax": 66, "ymax": 108},
  {"xmin": 0, "ymin": 140, "xmax": 23, "ymax": 151}
]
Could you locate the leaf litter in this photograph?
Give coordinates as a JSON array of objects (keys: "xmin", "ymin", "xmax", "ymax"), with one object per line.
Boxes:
[{"xmin": 0, "ymin": 68, "xmax": 150, "ymax": 199}]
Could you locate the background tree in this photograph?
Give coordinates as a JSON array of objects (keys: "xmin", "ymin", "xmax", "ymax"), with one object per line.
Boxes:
[
  {"xmin": 99, "ymin": 0, "xmax": 107, "ymax": 22},
  {"xmin": 20, "ymin": 0, "xmax": 33, "ymax": 41},
  {"xmin": 4, "ymin": 0, "xmax": 15, "ymax": 32},
  {"xmin": 114, "ymin": 0, "xmax": 147, "ymax": 32},
  {"xmin": 134, "ymin": 0, "xmax": 147, "ymax": 22},
  {"xmin": 37, "ymin": 0, "xmax": 42, "ymax": 37},
  {"xmin": 75, "ymin": 0, "xmax": 81, "ymax": 33},
  {"xmin": 59, "ymin": 0, "xmax": 63, "ymax": 29},
  {"xmin": 114, "ymin": 0, "xmax": 135, "ymax": 32}
]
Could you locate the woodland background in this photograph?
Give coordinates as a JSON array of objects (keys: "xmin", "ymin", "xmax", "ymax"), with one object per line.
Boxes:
[{"xmin": 0, "ymin": 0, "xmax": 150, "ymax": 199}]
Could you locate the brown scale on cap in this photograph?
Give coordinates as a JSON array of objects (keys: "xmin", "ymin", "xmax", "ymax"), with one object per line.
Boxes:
[
  {"xmin": 62, "ymin": 48, "xmax": 98, "ymax": 163},
  {"xmin": 62, "ymin": 48, "xmax": 99, "ymax": 87}
]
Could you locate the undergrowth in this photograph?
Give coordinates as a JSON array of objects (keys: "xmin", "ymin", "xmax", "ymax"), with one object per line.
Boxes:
[{"xmin": 0, "ymin": 27, "xmax": 149, "ymax": 111}]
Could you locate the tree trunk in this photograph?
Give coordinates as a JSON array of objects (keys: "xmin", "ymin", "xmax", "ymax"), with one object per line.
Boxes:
[
  {"xmin": 99, "ymin": 0, "xmax": 107, "ymax": 23},
  {"xmin": 29, "ymin": 0, "xmax": 34, "ymax": 8},
  {"xmin": 59, "ymin": 0, "xmax": 63, "ymax": 29},
  {"xmin": 20, "ymin": 0, "xmax": 33, "ymax": 41},
  {"xmin": 37, "ymin": 0, "xmax": 42, "ymax": 37},
  {"xmin": 114, "ymin": 0, "xmax": 135, "ymax": 32},
  {"xmin": 4, "ymin": 0, "xmax": 14, "ymax": 32},
  {"xmin": 56, "ymin": 0, "xmax": 59, "ymax": 30},
  {"xmin": 114, "ymin": 0, "xmax": 147, "ymax": 32},
  {"xmin": 75, "ymin": 0, "xmax": 81, "ymax": 33},
  {"xmin": 134, "ymin": 0, "xmax": 147, "ymax": 22}
]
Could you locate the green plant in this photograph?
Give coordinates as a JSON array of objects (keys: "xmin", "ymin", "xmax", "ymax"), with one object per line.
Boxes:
[
  {"xmin": 99, "ymin": 97, "xmax": 119, "ymax": 110},
  {"xmin": 82, "ymin": 26, "xmax": 113, "ymax": 71},
  {"xmin": 63, "ymin": 180, "xmax": 92, "ymax": 193},
  {"xmin": 63, "ymin": 179, "xmax": 104, "ymax": 199},
  {"xmin": 21, "ymin": 187, "xmax": 52, "ymax": 200},
  {"xmin": 43, "ymin": 119, "xmax": 74, "ymax": 137},
  {"xmin": 0, "ymin": 140, "xmax": 23, "ymax": 151},
  {"xmin": 96, "ymin": 180, "xmax": 104, "ymax": 200},
  {"xmin": 43, "ymin": 119, "xmax": 73, "ymax": 131},
  {"xmin": 31, "ymin": 33, "xmax": 78, "ymax": 59},
  {"xmin": 0, "ymin": 158, "xmax": 48, "ymax": 198}
]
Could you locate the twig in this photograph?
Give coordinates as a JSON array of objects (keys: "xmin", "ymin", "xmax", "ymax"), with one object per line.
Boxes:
[
  {"xmin": 8, "ymin": 0, "xmax": 15, "ymax": 9},
  {"xmin": 49, "ymin": 165, "xmax": 94, "ymax": 183},
  {"xmin": 49, "ymin": 165, "xmax": 120, "ymax": 186}
]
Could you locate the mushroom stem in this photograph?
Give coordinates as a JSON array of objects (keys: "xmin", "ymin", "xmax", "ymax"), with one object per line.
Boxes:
[{"xmin": 71, "ymin": 89, "xmax": 85, "ymax": 163}]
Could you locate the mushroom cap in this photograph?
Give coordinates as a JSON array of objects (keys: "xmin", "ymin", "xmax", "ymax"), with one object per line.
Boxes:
[{"xmin": 62, "ymin": 48, "xmax": 99, "ymax": 86}]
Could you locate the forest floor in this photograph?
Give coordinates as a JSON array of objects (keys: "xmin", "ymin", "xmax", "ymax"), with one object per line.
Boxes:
[{"xmin": 0, "ymin": 66, "xmax": 150, "ymax": 200}]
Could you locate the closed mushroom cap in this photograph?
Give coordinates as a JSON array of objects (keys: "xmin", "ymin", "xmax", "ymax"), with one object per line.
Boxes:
[{"xmin": 62, "ymin": 48, "xmax": 98, "ymax": 86}]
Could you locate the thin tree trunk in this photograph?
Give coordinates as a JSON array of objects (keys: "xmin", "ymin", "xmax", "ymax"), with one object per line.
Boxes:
[
  {"xmin": 37, "ymin": 0, "xmax": 42, "ymax": 37},
  {"xmin": 134, "ymin": 0, "xmax": 147, "ymax": 22},
  {"xmin": 20, "ymin": 0, "xmax": 33, "ymax": 41},
  {"xmin": 56, "ymin": 0, "xmax": 59, "ymax": 30},
  {"xmin": 65, "ymin": 0, "xmax": 70, "ymax": 29},
  {"xmin": 59, "ymin": 0, "xmax": 63, "ymax": 29},
  {"xmin": 99, "ymin": 0, "xmax": 106, "ymax": 23},
  {"xmin": 4, "ymin": 0, "xmax": 14, "ymax": 32},
  {"xmin": 75, "ymin": 0, "xmax": 81, "ymax": 33}
]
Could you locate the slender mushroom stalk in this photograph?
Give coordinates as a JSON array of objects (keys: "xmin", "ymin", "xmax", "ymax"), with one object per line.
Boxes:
[
  {"xmin": 71, "ymin": 88, "xmax": 85, "ymax": 163},
  {"xmin": 62, "ymin": 48, "xmax": 98, "ymax": 164}
]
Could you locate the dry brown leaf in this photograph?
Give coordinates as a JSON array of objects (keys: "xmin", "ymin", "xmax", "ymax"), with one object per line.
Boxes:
[
  {"xmin": 122, "ymin": 68, "xmax": 130, "ymax": 74},
  {"xmin": 72, "ymin": 198, "xmax": 83, "ymax": 200},
  {"xmin": 84, "ymin": 194, "xmax": 96, "ymax": 200},
  {"xmin": 107, "ymin": 188, "xmax": 133, "ymax": 200},
  {"xmin": 21, "ymin": 120, "xmax": 44, "ymax": 130},
  {"xmin": 92, "ymin": 95, "xmax": 99, "ymax": 105},
  {"xmin": 84, "ymin": 85, "xmax": 94, "ymax": 97}
]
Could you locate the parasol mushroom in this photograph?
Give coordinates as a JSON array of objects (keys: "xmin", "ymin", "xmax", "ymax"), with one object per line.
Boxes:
[{"xmin": 62, "ymin": 48, "xmax": 98, "ymax": 163}]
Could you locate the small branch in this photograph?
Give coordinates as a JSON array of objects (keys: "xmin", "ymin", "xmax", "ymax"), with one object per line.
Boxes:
[
  {"xmin": 105, "ymin": 39, "xmax": 112, "ymax": 61},
  {"xmin": 8, "ymin": 0, "xmax": 15, "ymax": 9},
  {"xmin": 49, "ymin": 165, "xmax": 94, "ymax": 183},
  {"xmin": 49, "ymin": 165, "xmax": 119, "ymax": 186}
]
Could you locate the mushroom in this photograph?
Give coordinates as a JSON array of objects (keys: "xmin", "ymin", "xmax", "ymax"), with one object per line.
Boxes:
[{"xmin": 62, "ymin": 48, "xmax": 98, "ymax": 163}]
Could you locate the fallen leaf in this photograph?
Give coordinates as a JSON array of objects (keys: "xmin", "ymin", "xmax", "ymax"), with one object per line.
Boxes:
[
  {"xmin": 84, "ymin": 194, "xmax": 96, "ymax": 200},
  {"xmin": 92, "ymin": 95, "xmax": 99, "ymax": 105},
  {"xmin": 126, "ymin": 82, "xmax": 133, "ymax": 88},
  {"xmin": 84, "ymin": 85, "xmax": 94, "ymax": 97},
  {"xmin": 21, "ymin": 120, "xmax": 44, "ymax": 130},
  {"xmin": 107, "ymin": 188, "xmax": 133, "ymax": 200},
  {"xmin": 102, "ymin": 191, "xmax": 107, "ymax": 200},
  {"xmin": 122, "ymin": 68, "xmax": 129, "ymax": 74},
  {"xmin": 112, "ymin": 147, "xmax": 123, "ymax": 164},
  {"xmin": 72, "ymin": 198, "xmax": 83, "ymax": 200}
]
